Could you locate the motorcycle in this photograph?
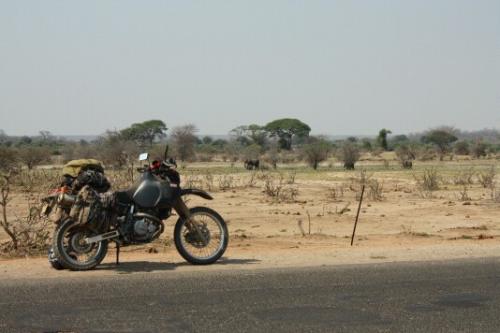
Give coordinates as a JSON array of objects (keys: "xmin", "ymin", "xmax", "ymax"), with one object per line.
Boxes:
[{"xmin": 48, "ymin": 146, "xmax": 228, "ymax": 271}]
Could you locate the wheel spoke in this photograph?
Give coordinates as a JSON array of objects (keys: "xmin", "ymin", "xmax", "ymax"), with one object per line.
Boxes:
[{"xmin": 180, "ymin": 211, "xmax": 225, "ymax": 261}]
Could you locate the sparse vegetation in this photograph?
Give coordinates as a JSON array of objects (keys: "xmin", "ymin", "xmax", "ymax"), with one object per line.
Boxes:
[
  {"xmin": 414, "ymin": 168, "xmax": 440, "ymax": 197},
  {"xmin": 478, "ymin": 166, "xmax": 496, "ymax": 188}
]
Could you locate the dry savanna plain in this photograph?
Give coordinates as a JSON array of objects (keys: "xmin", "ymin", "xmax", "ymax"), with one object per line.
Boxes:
[{"xmin": 1, "ymin": 152, "xmax": 500, "ymax": 277}]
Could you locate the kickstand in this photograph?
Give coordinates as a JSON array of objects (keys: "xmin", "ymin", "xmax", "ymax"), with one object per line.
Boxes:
[{"xmin": 116, "ymin": 242, "xmax": 120, "ymax": 265}]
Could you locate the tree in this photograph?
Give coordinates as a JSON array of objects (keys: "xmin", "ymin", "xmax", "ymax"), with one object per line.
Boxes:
[
  {"xmin": 96, "ymin": 131, "xmax": 139, "ymax": 168},
  {"xmin": 454, "ymin": 141, "xmax": 470, "ymax": 155},
  {"xmin": 202, "ymin": 136, "xmax": 213, "ymax": 145},
  {"xmin": 230, "ymin": 124, "xmax": 267, "ymax": 147},
  {"xmin": 337, "ymin": 142, "xmax": 360, "ymax": 170},
  {"xmin": 18, "ymin": 136, "xmax": 32, "ymax": 146},
  {"xmin": 39, "ymin": 130, "xmax": 55, "ymax": 144},
  {"xmin": 302, "ymin": 137, "xmax": 331, "ymax": 170},
  {"xmin": 361, "ymin": 138, "xmax": 373, "ymax": 151},
  {"xmin": 170, "ymin": 124, "xmax": 198, "ymax": 162},
  {"xmin": 242, "ymin": 144, "xmax": 261, "ymax": 161},
  {"xmin": 390, "ymin": 135, "xmax": 409, "ymax": 148},
  {"xmin": 264, "ymin": 118, "xmax": 311, "ymax": 150},
  {"xmin": 472, "ymin": 140, "xmax": 488, "ymax": 159},
  {"xmin": 422, "ymin": 130, "xmax": 458, "ymax": 160},
  {"xmin": 0, "ymin": 147, "xmax": 18, "ymax": 171},
  {"xmin": 120, "ymin": 120, "xmax": 167, "ymax": 146},
  {"xmin": 17, "ymin": 146, "xmax": 51, "ymax": 169},
  {"xmin": 377, "ymin": 129, "xmax": 392, "ymax": 151}
]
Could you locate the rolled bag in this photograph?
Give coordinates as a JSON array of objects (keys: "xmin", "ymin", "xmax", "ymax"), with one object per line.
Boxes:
[{"xmin": 62, "ymin": 159, "xmax": 105, "ymax": 178}]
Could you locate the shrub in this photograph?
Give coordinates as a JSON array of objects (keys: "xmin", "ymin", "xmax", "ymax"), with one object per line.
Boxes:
[
  {"xmin": 454, "ymin": 141, "xmax": 470, "ymax": 155},
  {"xmin": 367, "ymin": 179, "xmax": 384, "ymax": 201},
  {"xmin": 17, "ymin": 146, "xmax": 51, "ymax": 170},
  {"xmin": 262, "ymin": 172, "xmax": 298, "ymax": 202},
  {"xmin": 472, "ymin": 141, "xmax": 488, "ymax": 159},
  {"xmin": 452, "ymin": 168, "xmax": 475, "ymax": 185},
  {"xmin": 327, "ymin": 185, "xmax": 345, "ymax": 201},
  {"xmin": 395, "ymin": 144, "xmax": 417, "ymax": 169},
  {"xmin": 414, "ymin": 168, "xmax": 440, "ymax": 197},
  {"xmin": 478, "ymin": 166, "xmax": 496, "ymax": 188},
  {"xmin": 0, "ymin": 147, "xmax": 18, "ymax": 171},
  {"xmin": 337, "ymin": 142, "xmax": 360, "ymax": 170},
  {"xmin": 170, "ymin": 124, "xmax": 198, "ymax": 162},
  {"xmin": 302, "ymin": 137, "xmax": 331, "ymax": 170}
]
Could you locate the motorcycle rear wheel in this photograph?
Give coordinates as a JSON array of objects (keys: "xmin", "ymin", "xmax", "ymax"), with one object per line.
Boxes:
[
  {"xmin": 174, "ymin": 206, "xmax": 228, "ymax": 265},
  {"xmin": 53, "ymin": 218, "xmax": 108, "ymax": 271}
]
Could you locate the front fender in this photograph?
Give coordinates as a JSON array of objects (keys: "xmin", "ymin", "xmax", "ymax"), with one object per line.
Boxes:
[{"xmin": 179, "ymin": 188, "xmax": 213, "ymax": 200}]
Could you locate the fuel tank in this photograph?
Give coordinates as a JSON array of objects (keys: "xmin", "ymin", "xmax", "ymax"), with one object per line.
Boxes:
[{"xmin": 126, "ymin": 171, "xmax": 177, "ymax": 208}]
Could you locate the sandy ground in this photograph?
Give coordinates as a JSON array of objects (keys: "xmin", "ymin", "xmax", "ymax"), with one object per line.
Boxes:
[{"xmin": 1, "ymin": 158, "xmax": 500, "ymax": 279}]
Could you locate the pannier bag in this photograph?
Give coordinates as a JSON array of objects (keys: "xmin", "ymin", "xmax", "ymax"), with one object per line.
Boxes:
[{"xmin": 69, "ymin": 185, "xmax": 104, "ymax": 228}]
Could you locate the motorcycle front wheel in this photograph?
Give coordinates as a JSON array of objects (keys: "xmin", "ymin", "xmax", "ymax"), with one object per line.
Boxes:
[
  {"xmin": 53, "ymin": 218, "xmax": 108, "ymax": 271},
  {"xmin": 174, "ymin": 207, "xmax": 228, "ymax": 265}
]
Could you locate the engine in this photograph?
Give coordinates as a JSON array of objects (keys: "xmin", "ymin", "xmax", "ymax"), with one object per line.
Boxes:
[{"xmin": 134, "ymin": 218, "xmax": 159, "ymax": 241}]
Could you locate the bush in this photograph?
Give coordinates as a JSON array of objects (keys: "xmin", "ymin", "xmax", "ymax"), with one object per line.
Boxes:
[
  {"xmin": 478, "ymin": 166, "xmax": 496, "ymax": 188},
  {"xmin": 170, "ymin": 124, "xmax": 198, "ymax": 162},
  {"xmin": 262, "ymin": 172, "xmax": 299, "ymax": 202},
  {"xmin": 395, "ymin": 144, "xmax": 417, "ymax": 169},
  {"xmin": 454, "ymin": 141, "xmax": 470, "ymax": 155},
  {"xmin": 414, "ymin": 168, "xmax": 440, "ymax": 197},
  {"xmin": 472, "ymin": 141, "xmax": 488, "ymax": 159},
  {"xmin": 17, "ymin": 146, "xmax": 51, "ymax": 169},
  {"xmin": 302, "ymin": 137, "xmax": 331, "ymax": 170},
  {"xmin": 452, "ymin": 168, "xmax": 475, "ymax": 185},
  {"xmin": 337, "ymin": 143, "xmax": 360, "ymax": 170},
  {"xmin": 0, "ymin": 147, "xmax": 18, "ymax": 171}
]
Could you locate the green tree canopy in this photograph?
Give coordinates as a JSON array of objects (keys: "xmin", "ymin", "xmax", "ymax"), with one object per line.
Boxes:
[
  {"xmin": 377, "ymin": 129, "xmax": 392, "ymax": 151},
  {"xmin": 120, "ymin": 120, "xmax": 167, "ymax": 146},
  {"xmin": 230, "ymin": 124, "xmax": 267, "ymax": 147},
  {"xmin": 264, "ymin": 118, "xmax": 311, "ymax": 150},
  {"xmin": 421, "ymin": 129, "xmax": 458, "ymax": 160}
]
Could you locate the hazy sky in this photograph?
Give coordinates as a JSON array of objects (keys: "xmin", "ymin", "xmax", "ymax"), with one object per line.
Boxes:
[{"xmin": 0, "ymin": 1, "xmax": 499, "ymax": 136}]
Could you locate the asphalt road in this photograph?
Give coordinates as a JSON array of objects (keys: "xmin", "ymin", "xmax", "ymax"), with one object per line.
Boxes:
[{"xmin": 1, "ymin": 258, "xmax": 500, "ymax": 333}]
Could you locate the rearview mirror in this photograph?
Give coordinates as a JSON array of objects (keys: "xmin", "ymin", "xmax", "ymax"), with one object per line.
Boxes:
[{"xmin": 138, "ymin": 153, "xmax": 149, "ymax": 161}]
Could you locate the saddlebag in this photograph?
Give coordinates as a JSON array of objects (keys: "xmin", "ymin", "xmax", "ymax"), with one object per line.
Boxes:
[{"xmin": 69, "ymin": 186, "xmax": 105, "ymax": 229}]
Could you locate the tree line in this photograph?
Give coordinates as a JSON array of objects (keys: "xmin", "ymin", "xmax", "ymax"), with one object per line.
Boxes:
[{"xmin": 1, "ymin": 120, "xmax": 499, "ymax": 172}]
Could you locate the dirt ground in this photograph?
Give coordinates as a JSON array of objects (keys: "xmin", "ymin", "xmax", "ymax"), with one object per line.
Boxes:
[{"xmin": 1, "ymin": 156, "xmax": 500, "ymax": 278}]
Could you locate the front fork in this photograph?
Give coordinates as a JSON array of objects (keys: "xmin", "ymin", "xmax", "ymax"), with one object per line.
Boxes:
[{"xmin": 172, "ymin": 197, "xmax": 208, "ymax": 246}]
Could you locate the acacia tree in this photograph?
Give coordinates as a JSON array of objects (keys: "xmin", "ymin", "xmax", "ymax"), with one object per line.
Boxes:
[
  {"xmin": 120, "ymin": 120, "xmax": 167, "ymax": 146},
  {"xmin": 422, "ymin": 130, "xmax": 458, "ymax": 161},
  {"xmin": 230, "ymin": 124, "xmax": 267, "ymax": 147},
  {"xmin": 170, "ymin": 124, "xmax": 198, "ymax": 162},
  {"xmin": 264, "ymin": 118, "xmax": 311, "ymax": 150}
]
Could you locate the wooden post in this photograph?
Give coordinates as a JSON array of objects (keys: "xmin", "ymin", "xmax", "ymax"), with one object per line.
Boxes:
[{"xmin": 351, "ymin": 185, "xmax": 365, "ymax": 246}]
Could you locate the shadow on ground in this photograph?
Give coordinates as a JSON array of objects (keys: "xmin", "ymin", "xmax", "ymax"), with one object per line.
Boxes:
[{"xmin": 96, "ymin": 257, "xmax": 261, "ymax": 274}]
